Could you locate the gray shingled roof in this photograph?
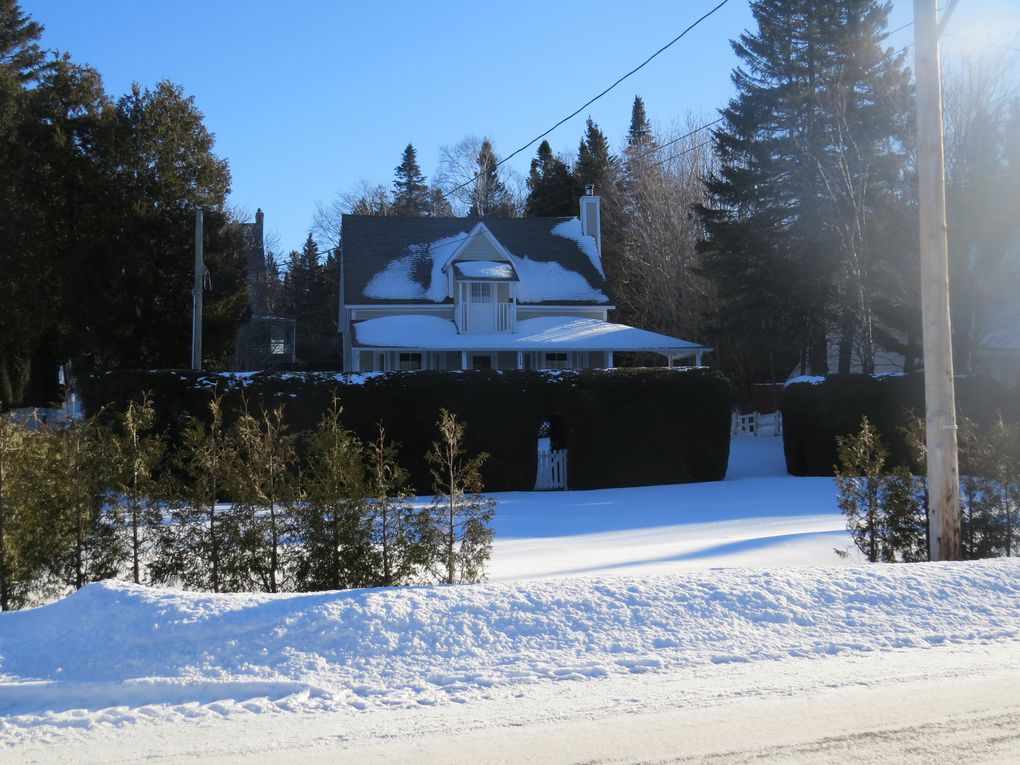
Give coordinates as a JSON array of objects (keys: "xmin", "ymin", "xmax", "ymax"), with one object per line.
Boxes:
[{"xmin": 341, "ymin": 215, "xmax": 610, "ymax": 306}]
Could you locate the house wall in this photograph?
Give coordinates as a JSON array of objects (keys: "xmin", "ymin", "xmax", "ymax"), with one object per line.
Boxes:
[
  {"xmin": 455, "ymin": 236, "xmax": 502, "ymax": 261},
  {"xmin": 349, "ymin": 306, "xmax": 455, "ymax": 321},
  {"xmin": 355, "ymin": 349, "xmax": 612, "ymax": 372}
]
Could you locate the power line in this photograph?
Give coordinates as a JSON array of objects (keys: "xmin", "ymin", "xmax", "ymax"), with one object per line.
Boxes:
[
  {"xmin": 445, "ymin": 0, "xmax": 731, "ymax": 198},
  {"xmin": 302, "ymin": 9, "xmax": 914, "ymax": 275},
  {"xmin": 309, "ymin": 2, "xmax": 732, "ymax": 260}
]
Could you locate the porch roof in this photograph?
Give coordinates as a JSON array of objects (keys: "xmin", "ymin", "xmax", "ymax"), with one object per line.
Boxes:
[{"xmin": 352, "ymin": 315, "xmax": 708, "ymax": 356}]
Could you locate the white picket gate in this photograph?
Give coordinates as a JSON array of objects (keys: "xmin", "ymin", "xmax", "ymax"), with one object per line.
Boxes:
[
  {"xmin": 535, "ymin": 448, "xmax": 568, "ymax": 490},
  {"xmin": 731, "ymin": 410, "xmax": 783, "ymax": 437}
]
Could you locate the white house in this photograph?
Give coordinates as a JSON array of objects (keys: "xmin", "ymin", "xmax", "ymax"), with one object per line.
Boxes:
[{"xmin": 339, "ymin": 189, "xmax": 709, "ymax": 372}]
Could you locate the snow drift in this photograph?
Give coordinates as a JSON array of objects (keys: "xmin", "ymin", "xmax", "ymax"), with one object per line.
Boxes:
[{"xmin": 2, "ymin": 560, "xmax": 1018, "ymax": 732}]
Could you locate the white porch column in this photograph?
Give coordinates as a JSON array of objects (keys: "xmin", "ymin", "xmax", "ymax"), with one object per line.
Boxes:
[
  {"xmin": 607, "ymin": 351, "xmax": 614, "ymax": 369},
  {"xmin": 695, "ymin": 350, "xmax": 704, "ymax": 367},
  {"xmin": 516, "ymin": 351, "xmax": 523, "ymax": 369},
  {"xmin": 461, "ymin": 350, "xmax": 468, "ymax": 370}
]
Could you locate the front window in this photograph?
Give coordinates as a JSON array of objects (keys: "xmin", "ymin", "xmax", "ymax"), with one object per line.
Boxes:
[
  {"xmin": 543, "ymin": 352, "xmax": 569, "ymax": 370},
  {"xmin": 398, "ymin": 352, "xmax": 422, "ymax": 371},
  {"xmin": 470, "ymin": 282, "xmax": 493, "ymax": 302}
]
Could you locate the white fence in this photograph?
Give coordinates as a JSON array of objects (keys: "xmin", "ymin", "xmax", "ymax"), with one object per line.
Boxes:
[
  {"xmin": 732, "ymin": 410, "xmax": 783, "ymax": 437},
  {"xmin": 535, "ymin": 448, "xmax": 568, "ymax": 490}
]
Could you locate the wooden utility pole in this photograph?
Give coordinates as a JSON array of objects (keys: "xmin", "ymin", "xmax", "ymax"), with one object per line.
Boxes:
[
  {"xmin": 191, "ymin": 208, "xmax": 204, "ymax": 371},
  {"xmin": 913, "ymin": 0, "xmax": 961, "ymax": 561}
]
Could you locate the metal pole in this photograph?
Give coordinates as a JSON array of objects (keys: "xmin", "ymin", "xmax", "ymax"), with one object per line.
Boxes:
[
  {"xmin": 191, "ymin": 208, "xmax": 204, "ymax": 371},
  {"xmin": 913, "ymin": 0, "xmax": 961, "ymax": 561}
]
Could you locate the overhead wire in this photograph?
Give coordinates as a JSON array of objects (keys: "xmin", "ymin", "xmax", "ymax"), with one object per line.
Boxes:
[{"xmin": 288, "ymin": 9, "xmax": 916, "ymax": 280}]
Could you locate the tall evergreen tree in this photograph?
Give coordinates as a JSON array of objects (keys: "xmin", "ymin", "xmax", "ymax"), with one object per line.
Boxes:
[
  {"xmin": 525, "ymin": 140, "xmax": 578, "ymax": 217},
  {"xmin": 0, "ymin": 0, "xmax": 44, "ymax": 84},
  {"xmin": 392, "ymin": 143, "xmax": 431, "ymax": 216},
  {"xmin": 697, "ymin": 0, "xmax": 913, "ymax": 387},
  {"xmin": 575, "ymin": 117, "xmax": 625, "ymax": 297},
  {"xmin": 283, "ymin": 233, "xmax": 338, "ymax": 367},
  {"xmin": 626, "ymin": 95, "xmax": 653, "ymax": 151},
  {"xmin": 469, "ymin": 138, "xmax": 516, "ymax": 217}
]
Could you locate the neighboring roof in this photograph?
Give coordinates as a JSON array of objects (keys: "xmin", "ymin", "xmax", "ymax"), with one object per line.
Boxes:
[
  {"xmin": 452, "ymin": 260, "xmax": 518, "ymax": 281},
  {"xmin": 342, "ymin": 215, "xmax": 609, "ymax": 305},
  {"xmin": 353, "ymin": 315, "xmax": 707, "ymax": 355}
]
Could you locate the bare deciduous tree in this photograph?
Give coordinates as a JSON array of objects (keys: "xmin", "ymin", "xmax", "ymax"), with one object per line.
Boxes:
[{"xmin": 615, "ymin": 117, "xmax": 716, "ymax": 344}]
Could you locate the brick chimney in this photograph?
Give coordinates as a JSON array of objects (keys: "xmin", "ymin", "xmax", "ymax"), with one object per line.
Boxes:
[{"xmin": 579, "ymin": 185, "xmax": 601, "ymax": 254}]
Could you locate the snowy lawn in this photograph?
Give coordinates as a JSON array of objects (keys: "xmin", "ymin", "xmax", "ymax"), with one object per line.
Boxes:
[
  {"xmin": 490, "ymin": 436, "xmax": 854, "ymax": 579},
  {"xmin": 2, "ymin": 436, "xmax": 1019, "ymax": 762}
]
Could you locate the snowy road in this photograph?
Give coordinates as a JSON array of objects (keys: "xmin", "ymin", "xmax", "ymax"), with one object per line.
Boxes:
[{"xmin": 10, "ymin": 641, "xmax": 1018, "ymax": 763}]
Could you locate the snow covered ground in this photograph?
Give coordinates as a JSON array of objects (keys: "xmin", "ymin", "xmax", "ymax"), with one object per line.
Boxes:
[{"xmin": 2, "ymin": 436, "xmax": 1019, "ymax": 763}]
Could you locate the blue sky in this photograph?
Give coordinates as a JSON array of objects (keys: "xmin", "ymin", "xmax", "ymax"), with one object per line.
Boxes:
[{"xmin": 21, "ymin": 1, "xmax": 1020, "ymax": 255}]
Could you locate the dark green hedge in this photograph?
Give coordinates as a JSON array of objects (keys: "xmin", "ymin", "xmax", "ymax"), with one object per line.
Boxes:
[
  {"xmin": 82, "ymin": 368, "xmax": 732, "ymax": 492},
  {"xmin": 782, "ymin": 374, "xmax": 1019, "ymax": 476}
]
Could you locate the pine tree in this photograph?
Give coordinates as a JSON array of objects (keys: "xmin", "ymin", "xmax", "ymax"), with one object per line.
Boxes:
[
  {"xmin": 835, "ymin": 416, "xmax": 926, "ymax": 563},
  {"xmin": 425, "ymin": 410, "xmax": 495, "ymax": 584},
  {"xmin": 0, "ymin": 0, "xmax": 44, "ymax": 83},
  {"xmin": 232, "ymin": 402, "xmax": 297, "ymax": 593},
  {"xmin": 575, "ymin": 117, "xmax": 625, "ymax": 296},
  {"xmin": 47, "ymin": 414, "xmax": 124, "ymax": 590},
  {"xmin": 295, "ymin": 397, "xmax": 376, "ymax": 590},
  {"xmin": 697, "ymin": 0, "xmax": 913, "ymax": 385},
  {"xmin": 525, "ymin": 140, "xmax": 578, "ymax": 217},
  {"xmin": 626, "ymin": 95, "xmax": 653, "ymax": 152},
  {"xmin": 109, "ymin": 394, "xmax": 164, "ymax": 584},
  {"xmin": 0, "ymin": 413, "xmax": 53, "ymax": 609},
  {"xmin": 469, "ymin": 139, "xmax": 516, "ymax": 217},
  {"xmin": 365, "ymin": 423, "xmax": 422, "ymax": 587},
  {"xmin": 392, "ymin": 143, "xmax": 431, "ymax": 216},
  {"xmin": 152, "ymin": 395, "xmax": 248, "ymax": 592}
]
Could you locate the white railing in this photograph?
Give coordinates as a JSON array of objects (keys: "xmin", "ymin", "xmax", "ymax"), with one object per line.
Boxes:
[
  {"xmin": 731, "ymin": 411, "xmax": 783, "ymax": 437},
  {"xmin": 459, "ymin": 302, "xmax": 515, "ymax": 333},
  {"xmin": 535, "ymin": 448, "xmax": 568, "ymax": 490}
]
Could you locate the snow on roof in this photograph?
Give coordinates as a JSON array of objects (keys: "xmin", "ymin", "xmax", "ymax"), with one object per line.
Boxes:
[
  {"xmin": 452, "ymin": 260, "xmax": 518, "ymax": 280},
  {"xmin": 363, "ymin": 232, "xmax": 469, "ymax": 301},
  {"xmin": 512, "ymin": 257, "xmax": 607, "ymax": 302},
  {"xmin": 343, "ymin": 216, "xmax": 610, "ymax": 305},
  {"xmin": 354, "ymin": 315, "xmax": 706, "ymax": 353},
  {"xmin": 552, "ymin": 218, "xmax": 604, "ymax": 278}
]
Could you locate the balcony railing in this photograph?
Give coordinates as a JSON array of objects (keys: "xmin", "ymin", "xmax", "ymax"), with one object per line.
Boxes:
[{"xmin": 459, "ymin": 302, "xmax": 515, "ymax": 333}]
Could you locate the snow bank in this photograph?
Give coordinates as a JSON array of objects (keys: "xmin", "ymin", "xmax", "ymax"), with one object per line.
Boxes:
[{"xmin": 2, "ymin": 560, "xmax": 1018, "ymax": 733}]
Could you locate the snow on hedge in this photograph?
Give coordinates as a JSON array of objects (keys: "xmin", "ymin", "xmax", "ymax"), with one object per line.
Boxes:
[{"xmin": 1, "ymin": 560, "xmax": 1018, "ymax": 733}]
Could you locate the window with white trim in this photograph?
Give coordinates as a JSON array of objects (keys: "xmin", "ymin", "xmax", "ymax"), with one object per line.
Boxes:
[{"xmin": 470, "ymin": 282, "xmax": 493, "ymax": 302}]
